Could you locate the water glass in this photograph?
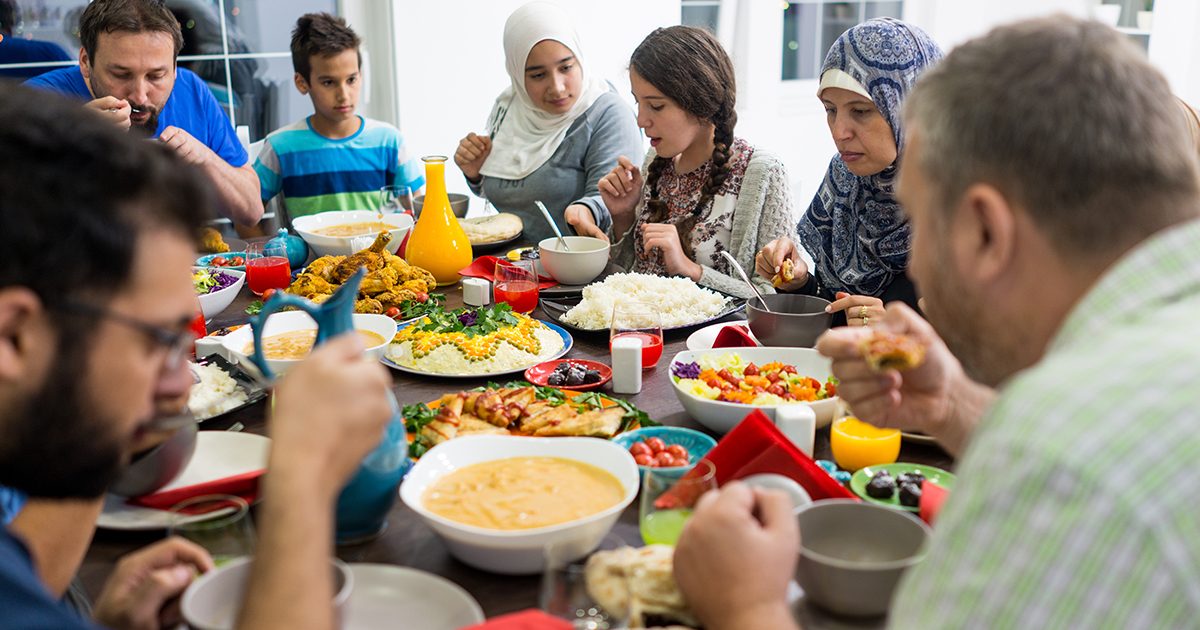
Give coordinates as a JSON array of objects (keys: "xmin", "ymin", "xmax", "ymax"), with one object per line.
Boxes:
[
  {"xmin": 638, "ymin": 459, "xmax": 716, "ymax": 546},
  {"xmin": 168, "ymin": 494, "xmax": 256, "ymax": 567},
  {"xmin": 494, "ymin": 260, "xmax": 539, "ymax": 314},
  {"xmin": 609, "ymin": 302, "xmax": 664, "ymax": 369},
  {"xmin": 245, "ymin": 241, "xmax": 291, "ymax": 296},
  {"xmin": 378, "ymin": 185, "xmax": 414, "ymax": 214},
  {"xmin": 540, "ymin": 534, "xmax": 631, "ymax": 629}
]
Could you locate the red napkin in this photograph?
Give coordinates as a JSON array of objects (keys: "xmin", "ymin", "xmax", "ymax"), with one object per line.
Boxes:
[
  {"xmin": 664, "ymin": 410, "xmax": 856, "ymax": 504},
  {"xmin": 712, "ymin": 324, "xmax": 758, "ymax": 348},
  {"xmin": 129, "ymin": 469, "xmax": 264, "ymax": 512},
  {"xmin": 459, "ymin": 256, "xmax": 558, "ymax": 290},
  {"xmin": 461, "ymin": 610, "xmax": 572, "ymax": 630},
  {"xmin": 919, "ymin": 479, "xmax": 949, "ymax": 526}
]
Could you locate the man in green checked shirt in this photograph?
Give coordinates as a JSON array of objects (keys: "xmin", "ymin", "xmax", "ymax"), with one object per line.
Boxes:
[{"xmin": 671, "ymin": 15, "xmax": 1200, "ymax": 630}]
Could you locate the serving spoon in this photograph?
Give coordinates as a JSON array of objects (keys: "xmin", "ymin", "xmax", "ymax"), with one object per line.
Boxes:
[
  {"xmin": 720, "ymin": 250, "xmax": 773, "ymax": 313},
  {"xmin": 535, "ymin": 200, "xmax": 570, "ymax": 251}
]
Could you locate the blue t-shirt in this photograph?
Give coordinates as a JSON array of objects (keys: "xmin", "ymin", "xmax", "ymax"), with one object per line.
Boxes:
[
  {"xmin": 254, "ymin": 115, "xmax": 425, "ymax": 219},
  {"xmin": 25, "ymin": 66, "xmax": 248, "ymax": 168},
  {"xmin": 0, "ymin": 37, "xmax": 72, "ymax": 79},
  {"xmin": 0, "ymin": 527, "xmax": 96, "ymax": 628},
  {"xmin": 0, "ymin": 486, "xmax": 25, "ymax": 525}
]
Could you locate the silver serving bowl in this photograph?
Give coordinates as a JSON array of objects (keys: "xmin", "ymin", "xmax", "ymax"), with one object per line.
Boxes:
[
  {"xmin": 746, "ymin": 294, "xmax": 832, "ymax": 347},
  {"xmin": 414, "ymin": 193, "xmax": 470, "ymax": 218}
]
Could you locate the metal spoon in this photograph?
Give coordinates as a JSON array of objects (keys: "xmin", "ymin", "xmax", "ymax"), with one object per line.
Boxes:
[
  {"xmin": 720, "ymin": 250, "xmax": 773, "ymax": 313},
  {"xmin": 534, "ymin": 200, "xmax": 570, "ymax": 251}
]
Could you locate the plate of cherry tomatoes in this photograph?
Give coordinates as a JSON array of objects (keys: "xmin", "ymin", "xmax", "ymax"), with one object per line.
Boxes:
[{"xmin": 612, "ymin": 426, "xmax": 717, "ymax": 478}]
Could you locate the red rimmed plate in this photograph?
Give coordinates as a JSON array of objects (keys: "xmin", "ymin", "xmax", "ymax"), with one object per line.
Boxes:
[{"xmin": 524, "ymin": 359, "xmax": 612, "ymax": 391}]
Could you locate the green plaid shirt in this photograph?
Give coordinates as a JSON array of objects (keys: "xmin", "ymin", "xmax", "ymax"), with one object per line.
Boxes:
[{"xmin": 890, "ymin": 219, "xmax": 1200, "ymax": 629}]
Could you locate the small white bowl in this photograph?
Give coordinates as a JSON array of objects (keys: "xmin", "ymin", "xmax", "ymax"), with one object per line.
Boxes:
[
  {"xmin": 668, "ymin": 346, "xmax": 840, "ymax": 434},
  {"xmin": 399, "ymin": 435, "xmax": 638, "ymax": 575},
  {"xmin": 182, "ymin": 557, "xmax": 353, "ymax": 630},
  {"xmin": 538, "ymin": 236, "xmax": 610, "ymax": 285},
  {"xmin": 220, "ymin": 311, "xmax": 396, "ymax": 377},
  {"xmin": 293, "ymin": 210, "xmax": 414, "ymax": 258},
  {"xmin": 195, "ymin": 267, "xmax": 245, "ymax": 321}
]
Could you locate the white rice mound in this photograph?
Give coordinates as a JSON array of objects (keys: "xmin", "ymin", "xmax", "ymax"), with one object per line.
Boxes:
[
  {"xmin": 561, "ymin": 273, "xmax": 729, "ymax": 330},
  {"xmin": 385, "ymin": 324, "xmax": 564, "ymax": 375},
  {"xmin": 188, "ymin": 362, "xmax": 248, "ymax": 420}
]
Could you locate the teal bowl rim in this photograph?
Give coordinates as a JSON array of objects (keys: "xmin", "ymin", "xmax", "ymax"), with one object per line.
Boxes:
[{"xmin": 612, "ymin": 426, "xmax": 717, "ymax": 473}]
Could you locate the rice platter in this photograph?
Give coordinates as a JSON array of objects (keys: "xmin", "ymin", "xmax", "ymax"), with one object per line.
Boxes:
[
  {"xmin": 386, "ymin": 304, "xmax": 564, "ymax": 375},
  {"xmin": 561, "ymin": 273, "xmax": 729, "ymax": 330},
  {"xmin": 187, "ymin": 363, "xmax": 248, "ymax": 420}
]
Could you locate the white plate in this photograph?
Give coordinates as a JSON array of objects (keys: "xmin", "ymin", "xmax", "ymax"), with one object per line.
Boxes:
[
  {"xmin": 344, "ymin": 564, "xmax": 484, "ymax": 629},
  {"xmin": 97, "ymin": 432, "xmax": 271, "ymax": 531},
  {"xmin": 685, "ymin": 320, "xmax": 757, "ymax": 351},
  {"xmin": 381, "ymin": 320, "xmax": 573, "ymax": 379}
]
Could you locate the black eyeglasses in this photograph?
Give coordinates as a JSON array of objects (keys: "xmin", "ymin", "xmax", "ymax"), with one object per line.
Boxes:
[{"xmin": 52, "ymin": 299, "xmax": 195, "ymax": 371}]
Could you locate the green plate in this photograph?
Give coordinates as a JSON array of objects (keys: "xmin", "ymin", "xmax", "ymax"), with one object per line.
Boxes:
[{"xmin": 850, "ymin": 463, "xmax": 956, "ymax": 512}]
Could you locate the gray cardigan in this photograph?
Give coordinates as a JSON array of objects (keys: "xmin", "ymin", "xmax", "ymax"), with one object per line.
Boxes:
[
  {"xmin": 467, "ymin": 90, "xmax": 643, "ymax": 245},
  {"xmin": 610, "ymin": 149, "xmax": 795, "ymax": 299}
]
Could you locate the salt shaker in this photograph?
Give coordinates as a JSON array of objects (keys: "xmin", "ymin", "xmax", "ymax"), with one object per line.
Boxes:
[
  {"xmin": 774, "ymin": 404, "xmax": 816, "ymax": 457},
  {"xmin": 462, "ymin": 277, "xmax": 491, "ymax": 306},
  {"xmin": 610, "ymin": 335, "xmax": 643, "ymax": 394}
]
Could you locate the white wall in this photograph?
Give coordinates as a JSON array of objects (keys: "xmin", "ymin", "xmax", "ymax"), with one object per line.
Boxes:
[{"xmin": 389, "ymin": 0, "xmax": 679, "ymax": 213}]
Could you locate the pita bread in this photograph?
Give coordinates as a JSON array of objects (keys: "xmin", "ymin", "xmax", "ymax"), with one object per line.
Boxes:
[
  {"xmin": 584, "ymin": 545, "xmax": 699, "ymax": 628},
  {"xmin": 459, "ymin": 213, "xmax": 523, "ymax": 245}
]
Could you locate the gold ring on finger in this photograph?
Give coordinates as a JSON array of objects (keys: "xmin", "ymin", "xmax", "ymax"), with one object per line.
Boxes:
[
  {"xmin": 859, "ymin": 305, "xmax": 868, "ymax": 319},
  {"xmin": 863, "ymin": 316, "xmax": 870, "ymax": 327}
]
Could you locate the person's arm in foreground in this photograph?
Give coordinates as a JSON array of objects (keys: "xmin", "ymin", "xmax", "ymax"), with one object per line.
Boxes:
[
  {"xmin": 159, "ymin": 126, "xmax": 263, "ymax": 226},
  {"xmin": 815, "ymin": 303, "xmax": 996, "ymax": 456},
  {"xmin": 236, "ymin": 336, "xmax": 393, "ymax": 630},
  {"xmin": 674, "ymin": 483, "xmax": 800, "ymax": 630}
]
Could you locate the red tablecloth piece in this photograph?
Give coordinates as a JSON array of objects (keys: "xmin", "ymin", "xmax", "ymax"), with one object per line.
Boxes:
[
  {"xmin": 712, "ymin": 324, "xmax": 758, "ymax": 348},
  {"xmin": 462, "ymin": 610, "xmax": 572, "ymax": 630}
]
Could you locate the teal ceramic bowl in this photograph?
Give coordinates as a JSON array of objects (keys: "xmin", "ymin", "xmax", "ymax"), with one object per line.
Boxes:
[
  {"xmin": 196, "ymin": 252, "xmax": 247, "ymax": 272},
  {"xmin": 612, "ymin": 426, "xmax": 717, "ymax": 479}
]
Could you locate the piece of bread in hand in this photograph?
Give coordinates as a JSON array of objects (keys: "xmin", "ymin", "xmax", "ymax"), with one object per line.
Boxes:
[
  {"xmin": 771, "ymin": 258, "xmax": 795, "ymax": 288},
  {"xmin": 860, "ymin": 331, "xmax": 926, "ymax": 372}
]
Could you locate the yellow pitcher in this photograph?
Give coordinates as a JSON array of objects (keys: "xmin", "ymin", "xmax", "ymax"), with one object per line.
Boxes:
[{"xmin": 406, "ymin": 156, "xmax": 473, "ymax": 285}]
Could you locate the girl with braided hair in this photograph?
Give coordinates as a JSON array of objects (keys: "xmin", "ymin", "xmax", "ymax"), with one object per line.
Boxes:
[
  {"xmin": 755, "ymin": 18, "xmax": 942, "ymax": 326},
  {"xmin": 567, "ymin": 26, "xmax": 794, "ymax": 299}
]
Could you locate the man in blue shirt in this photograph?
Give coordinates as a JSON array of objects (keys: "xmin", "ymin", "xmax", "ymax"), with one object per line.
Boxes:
[
  {"xmin": 0, "ymin": 1, "xmax": 72, "ymax": 80},
  {"xmin": 25, "ymin": 0, "xmax": 261, "ymax": 226}
]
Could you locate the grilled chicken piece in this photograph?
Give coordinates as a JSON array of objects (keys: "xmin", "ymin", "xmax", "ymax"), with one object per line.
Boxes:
[
  {"xmin": 305, "ymin": 256, "xmax": 344, "ymax": 282},
  {"xmin": 331, "ymin": 231, "xmax": 391, "ymax": 284},
  {"xmin": 532, "ymin": 407, "xmax": 624, "ymax": 438},
  {"xmin": 457, "ymin": 416, "xmax": 510, "ymax": 437},
  {"xmin": 518, "ymin": 404, "xmax": 580, "ymax": 434}
]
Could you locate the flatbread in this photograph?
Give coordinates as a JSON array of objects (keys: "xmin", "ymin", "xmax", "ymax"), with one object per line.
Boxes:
[
  {"xmin": 860, "ymin": 331, "xmax": 926, "ymax": 372},
  {"xmin": 584, "ymin": 545, "xmax": 699, "ymax": 629},
  {"xmin": 459, "ymin": 213, "xmax": 523, "ymax": 244}
]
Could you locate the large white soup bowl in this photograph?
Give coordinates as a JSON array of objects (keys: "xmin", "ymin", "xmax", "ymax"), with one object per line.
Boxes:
[
  {"xmin": 292, "ymin": 210, "xmax": 414, "ymax": 258},
  {"xmin": 400, "ymin": 435, "xmax": 638, "ymax": 575}
]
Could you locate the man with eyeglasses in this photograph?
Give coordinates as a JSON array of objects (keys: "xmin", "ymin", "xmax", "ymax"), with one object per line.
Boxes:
[{"xmin": 0, "ymin": 83, "xmax": 393, "ymax": 629}]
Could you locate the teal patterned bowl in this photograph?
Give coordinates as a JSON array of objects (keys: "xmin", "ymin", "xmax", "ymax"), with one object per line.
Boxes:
[{"xmin": 612, "ymin": 426, "xmax": 717, "ymax": 479}]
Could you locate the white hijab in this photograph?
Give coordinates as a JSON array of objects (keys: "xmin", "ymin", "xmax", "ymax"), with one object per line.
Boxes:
[{"xmin": 479, "ymin": 1, "xmax": 609, "ymax": 181}]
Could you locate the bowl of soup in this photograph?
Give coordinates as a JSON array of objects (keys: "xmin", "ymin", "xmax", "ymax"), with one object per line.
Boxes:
[
  {"xmin": 219, "ymin": 311, "xmax": 396, "ymax": 377},
  {"xmin": 292, "ymin": 210, "xmax": 415, "ymax": 258},
  {"xmin": 399, "ymin": 435, "xmax": 639, "ymax": 575}
]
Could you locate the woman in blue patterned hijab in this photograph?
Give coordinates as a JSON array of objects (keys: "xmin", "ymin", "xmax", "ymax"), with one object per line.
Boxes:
[{"xmin": 755, "ymin": 18, "xmax": 942, "ymax": 326}]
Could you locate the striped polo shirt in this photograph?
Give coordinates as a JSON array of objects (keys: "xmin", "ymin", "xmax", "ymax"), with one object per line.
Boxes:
[{"xmin": 254, "ymin": 115, "xmax": 424, "ymax": 220}]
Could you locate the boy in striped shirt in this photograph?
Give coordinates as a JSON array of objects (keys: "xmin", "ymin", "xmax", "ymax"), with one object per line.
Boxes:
[{"xmin": 254, "ymin": 13, "xmax": 424, "ymax": 222}]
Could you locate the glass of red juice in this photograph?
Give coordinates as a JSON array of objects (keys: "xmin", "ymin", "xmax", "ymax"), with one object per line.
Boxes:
[
  {"xmin": 609, "ymin": 302, "xmax": 663, "ymax": 369},
  {"xmin": 246, "ymin": 241, "xmax": 291, "ymax": 296},
  {"xmin": 494, "ymin": 260, "xmax": 539, "ymax": 314}
]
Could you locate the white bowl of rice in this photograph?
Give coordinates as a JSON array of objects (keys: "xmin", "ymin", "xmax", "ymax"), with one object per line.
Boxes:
[{"xmin": 560, "ymin": 273, "xmax": 730, "ymax": 330}]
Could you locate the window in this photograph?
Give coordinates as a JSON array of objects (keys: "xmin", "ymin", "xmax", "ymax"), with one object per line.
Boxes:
[
  {"xmin": 0, "ymin": 0, "xmax": 337, "ymax": 142},
  {"xmin": 781, "ymin": 0, "xmax": 903, "ymax": 81},
  {"xmin": 681, "ymin": 0, "xmax": 720, "ymax": 34}
]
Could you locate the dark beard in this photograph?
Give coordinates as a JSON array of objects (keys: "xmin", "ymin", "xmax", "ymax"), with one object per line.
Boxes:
[
  {"xmin": 0, "ymin": 340, "xmax": 127, "ymax": 499},
  {"xmin": 87, "ymin": 75, "xmax": 160, "ymax": 138}
]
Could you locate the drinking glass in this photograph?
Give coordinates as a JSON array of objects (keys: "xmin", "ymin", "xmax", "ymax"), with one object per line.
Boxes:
[
  {"xmin": 245, "ymin": 241, "xmax": 291, "ymax": 296},
  {"xmin": 639, "ymin": 459, "xmax": 716, "ymax": 546},
  {"xmin": 830, "ymin": 416, "xmax": 901, "ymax": 471},
  {"xmin": 379, "ymin": 184, "xmax": 414, "ymax": 214},
  {"xmin": 168, "ymin": 494, "xmax": 256, "ymax": 567},
  {"xmin": 540, "ymin": 534, "xmax": 631, "ymax": 629},
  {"xmin": 494, "ymin": 260, "xmax": 539, "ymax": 314},
  {"xmin": 609, "ymin": 302, "xmax": 664, "ymax": 370}
]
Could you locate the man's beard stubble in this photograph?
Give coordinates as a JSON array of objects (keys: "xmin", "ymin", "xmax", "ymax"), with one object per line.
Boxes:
[{"xmin": 88, "ymin": 75, "xmax": 160, "ymax": 138}]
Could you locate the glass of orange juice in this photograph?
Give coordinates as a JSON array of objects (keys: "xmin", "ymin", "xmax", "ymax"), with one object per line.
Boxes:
[{"xmin": 830, "ymin": 417, "xmax": 901, "ymax": 471}]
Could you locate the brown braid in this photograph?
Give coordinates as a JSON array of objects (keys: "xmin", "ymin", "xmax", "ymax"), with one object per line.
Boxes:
[{"xmin": 631, "ymin": 26, "xmax": 738, "ymax": 261}]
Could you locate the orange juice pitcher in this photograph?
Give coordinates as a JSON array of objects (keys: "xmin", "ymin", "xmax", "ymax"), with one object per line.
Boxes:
[{"xmin": 405, "ymin": 156, "xmax": 473, "ymax": 285}]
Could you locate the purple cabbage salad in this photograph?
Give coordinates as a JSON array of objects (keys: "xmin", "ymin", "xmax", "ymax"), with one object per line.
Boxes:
[
  {"xmin": 193, "ymin": 269, "xmax": 240, "ymax": 295},
  {"xmin": 671, "ymin": 361, "xmax": 701, "ymax": 380}
]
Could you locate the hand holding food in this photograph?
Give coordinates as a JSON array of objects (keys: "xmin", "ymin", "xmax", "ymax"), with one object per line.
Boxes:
[
  {"xmin": 598, "ymin": 155, "xmax": 644, "ymax": 221},
  {"xmin": 454, "ymin": 132, "xmax": 492, "ymax": 181},
  {"xmin": 674, "ymin": 483, "xmax": 799, "ymax": 630},
  {"xmin": 860, "ymin": 330, "xmax": 926, "ymax": 372},
  {"xmin": 754, "ymin": 236, "xmax": 808, "ymax": 291}
]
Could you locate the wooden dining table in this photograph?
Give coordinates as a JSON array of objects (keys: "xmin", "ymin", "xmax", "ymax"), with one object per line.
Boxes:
[{"xmin": 79, "ymin": 254, "xmax": 954, "ymax": 628}]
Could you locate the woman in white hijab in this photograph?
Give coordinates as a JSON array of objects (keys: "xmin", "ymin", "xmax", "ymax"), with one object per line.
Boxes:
[{"xmin": 453, "ymin": 1, "xmax": 642, "ymax": 244}]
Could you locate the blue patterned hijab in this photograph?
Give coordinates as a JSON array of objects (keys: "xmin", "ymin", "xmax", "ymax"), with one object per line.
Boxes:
[{"xmin": 797, "ymin": 18, "xmax": 942, "ymax": 297}]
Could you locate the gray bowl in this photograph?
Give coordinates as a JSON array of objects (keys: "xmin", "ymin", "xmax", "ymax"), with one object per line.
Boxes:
[
  {"xmin": 746, "ymin": 294, "xmax": 832, "ymax": 347},
  {"xmin": 109, "ymin": 422, "xmax": 198, "ymax": 497},
  {"xmin": 795, "ymin": 499, "xmax": 931, "ymax": 617},
  {"xmin": 414, "ymin": 193, "xmax": 470, "ymax": 218}
]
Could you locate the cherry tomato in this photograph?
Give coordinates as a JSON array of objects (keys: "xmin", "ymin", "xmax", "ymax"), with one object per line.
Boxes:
[
  {"xmin": 744, "ymin": 363, "xmax": 760, "ymax": 376},
  {"xmin": 825, "ymin": 380, "xmax": 838, "ymax": 396},
  {"xmin": 633, "ymin": 453, "xmax": 654, "ymax": 467},
  {"xmin": 414, "ymin": 292, "xmax": 429, "ymax": 303},
  {"xmin": 665, "ymin": 444, "xmax": 689, "ymax": 460},
  {"xmin": 653, "ymin": 452, "xmax": 676, "ymax": 467},
  {"xmin": 645, "ymin": 437, "xmax": 666, "ymax": 454},
  {"xmin": 261, "ymin": 288, "xmax": 277, "ymax": 302},
  {"xmin": 629, "ymin": 442, "xmax": 652, "ymax": 457},
  {"xmin": 385, "ymin": 306, "xmax": 401, "ymax": 319},
  {"xmin": 211, "ymin": 257, "xmax": 228, "ymax": 267},
  {"xmin": 668, "ymin": 455, "xmax": 690, "ymax": 467}
]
